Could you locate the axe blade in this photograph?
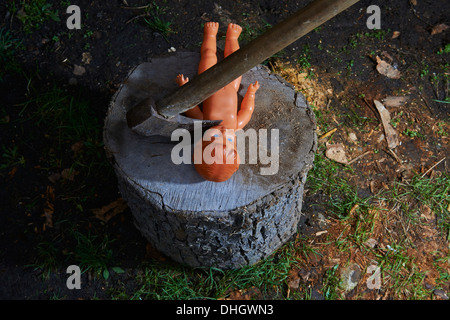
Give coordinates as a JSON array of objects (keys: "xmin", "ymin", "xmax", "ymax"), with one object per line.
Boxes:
[{"xmin": 126, "ymin": 98, "xmax": 221, "ymax": 137}]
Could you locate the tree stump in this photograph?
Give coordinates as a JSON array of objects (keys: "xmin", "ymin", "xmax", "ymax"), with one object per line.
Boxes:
[{"xmin": 103, "ymin": 52, "xmax": 317, "ymax": 269}]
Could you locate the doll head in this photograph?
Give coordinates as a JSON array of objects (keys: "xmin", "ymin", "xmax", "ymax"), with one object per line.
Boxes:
[{"xmin": 193, "ymin": 126, "xmax": 240, "ymax": 182}]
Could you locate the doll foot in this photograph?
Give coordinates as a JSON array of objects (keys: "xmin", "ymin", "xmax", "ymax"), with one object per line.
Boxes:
[
  {"xmin": 176, "ymin": 74, "xmax": 189, "ymax": 86},
  {"xmin": 226, "ymin": 23, "xmax": 242, "ymax": 39},
  {"xmin": 204, "ymin": 22, "xmax": 219, "ymax": 36}
]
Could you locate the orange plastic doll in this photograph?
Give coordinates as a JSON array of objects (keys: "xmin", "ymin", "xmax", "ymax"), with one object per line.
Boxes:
[{"xmin": 176, "ymin": 22, "xmax": 260, "ymax": 182}]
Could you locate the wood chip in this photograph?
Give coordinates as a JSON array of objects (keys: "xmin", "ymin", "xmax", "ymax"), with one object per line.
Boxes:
[
  {"xmin": 374, "ymin": 100, "xmax": 399, "ymax": 149},
  {"xmin": 92, "ymin": 198, "xmax": 128, "ymax": 222},
  {"xmin": 61, "ymin": 168, "xmax": 79, "ymax": 181},
  {"xmin": 348, "ymin": 204, "xmax": 359, "ymax": 216},
  {"xmin": 431, "ymin": 23, "xmax": 449, "ymax": 36},
  {"xmin": 81, "ymin": 52, "xmax": 92, "ymax": 64},
  {"xmin": 392, "ymin": 31, "xmax": 401, "ymax": 39},
  {"xmin": 325, "ymin": 143, "xmax": 349, "ymax": 164},
  {"xmin": 365, "ymin": 238, "xmax": 378, "ymax": 248},
  {"xmin": 348, "ymin": 150, "xmax": 372, "ymax": 165},
  {"xmin": 73, "ymin": 64, "xmax": 86, "ymax": 76},
  {"xmin": 376, "ymin": 56, "xmax": 401, "ymax": 79},
  {"xmin": 48, "ymin": 172, "xmax": 61, "ymax": 183},
  {"xmin": 382, "ymin": 95, "xmax": 410, "ymax": 107},
  {"xmin": 319, "ymin": 128, "xmax": 337, "ymax": 141}
]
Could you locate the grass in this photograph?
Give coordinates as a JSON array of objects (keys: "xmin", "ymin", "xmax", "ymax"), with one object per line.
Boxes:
[
  {"xmin": 375, "ymin": 244, "xmax": 432, "ymax": 299},
  {"xmin": 6, "ymin": 81, "xmax": 448, "ymax": 300},
  {"xmin": 0, "ymin": 145, "xmax": 26, "ymax": 170},
  {"xmin": 109, "ymin": 242, "xmax": 299, "ymax": 300},
  {"xmin": 16, "ymin": 81, "xmax": 107, "ymax": 185},
  {"xmin": 2, "ymin": 8, "xmax": 448, "ymax": 299},
  {"xmin": 343, "ymin": 105, "xmax": 377, "ymax": 131},
  {"xmin": 11, "ymin": 0, "xmax": 60, "ymax": 34},
  {"xmin": 307, "ymin": 147, "xmax": 362, "ymax": 220},
  {"xmin": 29, "ymin": 230, "xmax": 124, "ymax": 281},
  {"xmin": 141, "ymin": 2, "xmax": 173, "ymax": 40},
  {"xmin": 296, "ymin": 44, "xmax": 316, "ymax": 78},
  {"xmin": 13, "ymin": 65, "xmax": 444, "ymax": 301},
  {"xmin": 19, "ymin": 84, "xmax": 101, "ymax": 143},
  {"xmin": 0, "ymin": 27, "xmax": 22, "ymax": 80},
  {"xmin": 437, "ymin": 43, "xmax": 450, "ymax": 55},
  {"xmin": 239, "ymin": 20, "xmax": 272, "ymax": 45},
  {"xmin": 6, "ymin": 76, "xmax": 118, "ymax": 280},
  {"xmin": 70, "ymin": 230, "xmax": 124, "ymax": 280},
  {"xmin": 322, "ymin": 264, "xmax": 341, "ymax": 300},
  {"xmin": 304, "ymin": 82, "xmax": 449, "ymax": 299},
  {"xmin": 28, "ymin": 241, "xmax": 60, "ymax": 279},
  {"xmin": 402, "ymin": 128, "xmax": 425, "ymax": 139},
  {"xmin": 396, "ymin": 174, "xmax": 450, "ymax": 237}
]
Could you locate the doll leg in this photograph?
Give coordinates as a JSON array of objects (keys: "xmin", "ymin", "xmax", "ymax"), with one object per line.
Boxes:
[
  {"xmin": 237, "ymin": 81, "xmax": 259, "ymax": 130},
  {"xmin": 198, "ymin": 22, "xmax": 219, "ymax": 74},
  {"xmin": 176, "ymin": 74, "xmax": 203, "ymax": 119},
  {"xmin": 224, "ymin": 23, "xmax": 243, "ymax": 92}
]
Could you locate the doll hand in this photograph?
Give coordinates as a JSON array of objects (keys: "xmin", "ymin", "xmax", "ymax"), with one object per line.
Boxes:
[
  {"xmin": 176, "ymin": 74, "xmax": 189, "ymax": 86},
  {"xmin": 248, "ymin": 81, "xmax": 260, "ymax": 93}
]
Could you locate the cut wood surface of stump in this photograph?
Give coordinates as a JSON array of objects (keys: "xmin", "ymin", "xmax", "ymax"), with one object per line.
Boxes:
[{"xmin": 104, "ymin": 52, "xmax": 317, "ymax": 269}]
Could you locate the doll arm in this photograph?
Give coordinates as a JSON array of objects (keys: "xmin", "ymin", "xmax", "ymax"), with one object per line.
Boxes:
[
  {"xmin": 237, "ymin": 81, "xmax": 259, "ymax": 130},
  {"xmin": 176, "ymin": 74, "xmax": 203, "ymax": 120}
]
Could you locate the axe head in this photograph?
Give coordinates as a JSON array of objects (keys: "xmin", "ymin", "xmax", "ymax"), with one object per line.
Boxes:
[{"xmin": 126, "ymin": 98, "xmax": 222, "ymax": 137}]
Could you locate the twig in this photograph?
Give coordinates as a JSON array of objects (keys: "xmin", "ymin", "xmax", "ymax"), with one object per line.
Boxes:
[
  {"xmin": 409, "ymin": 5, "xmax": 433, "ymax": 27},
  {"xmin": 384, "ymin": 148, "xmax": 402, "ymax": 164},
  {"xmin": 126, "ymin": 13, "xmax": 148, "ymax": 24},
  {"xmin": 363, "ymin": 98, "xmax": 381, "ymax": 123},
  {"xmin": 418, "ymin": 90, "xmax": 434, "ymax": 115},
  {"xmin": 121, "ymin": 4, "xmax": 152, "ymax": 10},
  {"xmin": 421, "ymin": 157, "xmax": 446, "ymax": 178},
  {"xmin": 319, "ymin": 127, "xmax": 337, "ymax": 141},
  {"xmin": 348, "ymin": 150, "xmax": 372, "ymax": 165}
]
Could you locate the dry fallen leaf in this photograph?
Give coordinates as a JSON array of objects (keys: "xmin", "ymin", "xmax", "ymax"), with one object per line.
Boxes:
[
  {"xmin": 382, "ymin": 95, "xmax": 410, "ymax": 107},
  {"xmin": 71, "ymin": 141, "xmax": 84, "ymax": 154},
  {"xmin": 81, "ymin": 52, "xmax": 92, "ymax": 64},
  {"xmin": 392, "ymin": 31, "xmax": 401, "ymax": 39},
  {"xmin": 325, "ymin": 143, "xmax": 349, "ymax": 164},
  {"xmin": 374, "ymin": 100, "xmax": 399, "ymax": 149},
  {"xmin": 73, "ymin": 64, "xmax": 86, "ymax": 76},
  {"xmin": 48, "ymin": 172, "xmax": 61, "ymax": 183},
  {"xmin": 61, "ymin": 168, "xmax": 79, "ymax": 181},
  {"xmin": 288, "ymin": 269, "xmax": 301, "ymax": 289},
  {"xmin": 431, "ymin": 23, "xmax": 449, "ymax": 36},
  {"xmin": 92, "ymin": 198, "xmax": 128, "ymax": 222},
  {"xmin": 365, "ymin": 238, "xmax": 378, "ymax": 248},
  {"xmin": 225, "ymin": 287, "xmax": 262, "ymax": 300},
  {"xmin": 376, "ymin": 56, "xmax": 401, "ymax": 79},
  {"xmin": 8, "ymin": 167, "xmax": 17, "ymax": 179},
  {"xmin": 348, "ymin": 203, "xmax": 360, "ymax": 216},
  {"xmin": 420, "ymin": 205, "xmax": 435, "ymax": 221}
]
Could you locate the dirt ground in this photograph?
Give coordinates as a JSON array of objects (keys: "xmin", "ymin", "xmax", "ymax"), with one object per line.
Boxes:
[{"xmin": 0, "ymin": 0, "xmax": 449, "ymax": 300}]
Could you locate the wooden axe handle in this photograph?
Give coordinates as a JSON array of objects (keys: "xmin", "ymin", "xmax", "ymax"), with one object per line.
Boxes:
[{"xmin": 156, "ymin": 0, "xmax": 360, "ymax": 118}]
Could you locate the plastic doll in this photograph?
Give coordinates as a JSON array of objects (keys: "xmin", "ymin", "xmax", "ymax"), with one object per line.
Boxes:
[{"xmin": 176, "ymin": 22, "xmax": 260, "ymax": 182}]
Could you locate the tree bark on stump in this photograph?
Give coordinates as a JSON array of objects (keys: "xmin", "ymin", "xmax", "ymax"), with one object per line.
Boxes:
[{"xmin": 103, "ymin": 52, "xmax": 317, "ymax": 269}]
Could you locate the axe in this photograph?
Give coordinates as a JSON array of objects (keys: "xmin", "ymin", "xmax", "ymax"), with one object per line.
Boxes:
[{"xmin": 126, "ymin": 0, "xmax": 360, "ymax": 137}]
